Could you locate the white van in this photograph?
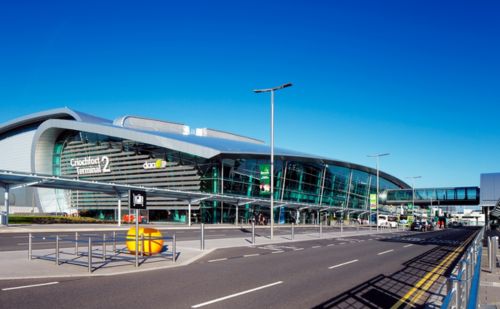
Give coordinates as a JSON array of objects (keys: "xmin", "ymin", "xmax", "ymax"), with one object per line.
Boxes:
[{"xmin": 377, "ymin": 215, "xmax": 398, "ymax": 228}]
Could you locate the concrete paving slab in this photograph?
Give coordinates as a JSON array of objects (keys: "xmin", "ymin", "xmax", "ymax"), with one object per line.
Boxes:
[{"xmin": 0, "ymin": 226, "xmax": 402, "ymax": 280}]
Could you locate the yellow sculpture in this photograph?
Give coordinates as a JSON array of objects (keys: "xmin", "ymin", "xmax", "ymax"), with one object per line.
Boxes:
[{"xmin": 126, "ymin": 227, "xmax": 164, "ymax": 255}]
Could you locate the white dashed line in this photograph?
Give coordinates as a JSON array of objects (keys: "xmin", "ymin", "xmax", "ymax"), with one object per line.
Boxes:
[
  {"xmin": 312, "ymin": 246, "xmax": 321, "ymax": 249},
  {"xmin": 208, "ymin": 258, "xmax": 227, "ymax": 263},
  {"xmin": 2, "ymin": 282, "xmax": 59, "ymax": 291},
  {"xmin": 293, "ymin": 248, "xmax": 304, "ymax": 251},
  {"xmin": 271, "ymin": 251, "xmax": 284, "ymax": 254},
  {"xmin": 191, "ymin": 281, "xmax": 283, "ymax": 308},
  {"xmin": 327, "ymin": 244, "xmax": 335, "ymax": 247},
  {"xmin": 328, "ymin": 259, "xmax": 359, "ymax": 269},
  {"xmin": 377, "ymin": 249, "xmax": 394, "ymax": 255},
  {"xmin": 243, "ymin": 254, "xmax": 260, "ymax": 257},
  {"xmin": 403, "ymin": 244, "xmax": 413, "ymax": 248}
]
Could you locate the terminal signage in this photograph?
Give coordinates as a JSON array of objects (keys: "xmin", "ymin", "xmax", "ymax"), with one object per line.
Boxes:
[
  {"xmin": 129, "ymin": 190, "xmax": 147, "ymax": 209},
  {"xmin": 70, "ymin": 156, "xmax": 111, "ymax": 176},
  {"xmin": 369, "ymin": 194, "xmax": 377, "ymax": 210},
  {"xmin": 143, "ymin": 159, "xmax": 167, "ymax": 170},
  {"xmin": 259, "ymin": 164, "xmax": 271, "ymax": 195}
]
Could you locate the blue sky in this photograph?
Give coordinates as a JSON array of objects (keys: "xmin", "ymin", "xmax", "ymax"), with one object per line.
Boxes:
[{"xmin": 0, "ymin": 0, "xmax": 499, "ymax": 188}]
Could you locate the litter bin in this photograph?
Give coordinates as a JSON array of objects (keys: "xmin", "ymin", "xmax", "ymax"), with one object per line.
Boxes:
[{"xmin": 0, "ymin": 212, "xmax": 6, "ymax": 225}]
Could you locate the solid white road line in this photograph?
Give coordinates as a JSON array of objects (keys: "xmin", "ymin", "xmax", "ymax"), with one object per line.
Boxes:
[
  {"xmin": 208, "ymin": 258, "xmax": 227, "ymax": 263},
  {"xmin": 328, "ymin": 259, "xmax": 359, "ymax": 269},
  {"xmin": 243, "ymin": 254, "xmax": 260, "ymax": 257},
  {"xmin": 403, "ymin": 244, "xmax": 413, "ymax": 248},
  {"xmin": 191, "ymin": 281, "xmax": 283, "ymax": 308},
  {"xmin": 377, "ymin": 249, "xmax": 394, "ymax": 255},
  {"xmin": 2, "ymin": 282, "xmax": 59, "ymax": 291}
]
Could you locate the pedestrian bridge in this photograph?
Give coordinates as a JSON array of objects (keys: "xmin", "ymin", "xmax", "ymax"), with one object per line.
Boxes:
[{"xmin": 380, "ymin": 187, "xmax": 480, "ymax": 206}]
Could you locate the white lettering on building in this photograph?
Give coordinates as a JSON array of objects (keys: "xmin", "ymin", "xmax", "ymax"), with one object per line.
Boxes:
[
  {"xmin": 143, "ymin": 159, "xmax": 167, "ymax": 170},
  {"xmin": 70, "ymin": 156, "xmax": 111, "ymax": 175}
]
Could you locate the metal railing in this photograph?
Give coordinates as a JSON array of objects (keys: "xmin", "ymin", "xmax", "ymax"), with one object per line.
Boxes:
[
  {"xmin": 440, "ymin": 227, "xmax": 484, "ymax": 309},
  {"xmin": 28, "ymin": 231, "xmax": 177, "ymax": 273}
]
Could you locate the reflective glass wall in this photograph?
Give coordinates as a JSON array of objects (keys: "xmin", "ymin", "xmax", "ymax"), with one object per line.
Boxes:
[{"xmin": 53, "ymin": 130, "xmax": 404, "ymax": 223}]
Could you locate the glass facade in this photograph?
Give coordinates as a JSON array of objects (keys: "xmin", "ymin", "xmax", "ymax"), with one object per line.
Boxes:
[
  {"xmin": 53, "ymin": 130, "xmax": 403, "ymax": 223},
  {"xmin": 382, "ymin": 187, "xmax": 480, "ymax": 206}
]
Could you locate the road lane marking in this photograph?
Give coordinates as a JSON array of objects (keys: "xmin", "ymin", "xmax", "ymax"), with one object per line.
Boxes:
[
  {"xmin": 403, "ymin": 244, "xmax": 413, "ymax": 248},
  {"xmin": 293, "ymin": 248, "xmax": 304, "ymax": 251},
  {"xmin": 339, "ymin": 243, "xmax": 346, "ymax": 245},
  {"xmin": 271, "ymin": 251, "xmax": 284, "ymax": 254},
  {"xmin": 312, "ymin": 246, "xmax": 321, "ymax": 248},
  {"xmin": 206, "ymin": 234, "xmax": 226, "ymax": 237},
  {"xmin": 191, "ymin": 281, "xmax": 283, "ymax": 308},
  {"xmin": 2, "ymin": 282, "xmax": 59, "ymax": 291},
  {"xmin": 243, "ymin": 254, "xmax": 260, "ymax": 257},
  {"xmin": 328, "ymin": 259, "xmax": 359, "ymax": 269},
  {"xmin": 327, "ymin": 244, "xmax": 335, "ymax": 247},
  {"xmin": 208, "ymin": 258, "xmax": 227, "ymax": 263},
  {"xmin": 390, "ymin": 232, "xmax": 476, "ymax": 309},
  {"xmin": 377, "ymin": 249, "xmax": 394, "ymax": 255}
]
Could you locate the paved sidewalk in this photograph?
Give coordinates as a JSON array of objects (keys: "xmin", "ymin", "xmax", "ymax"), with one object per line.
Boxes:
[
  {"xmin": 0, "ymin": 226, "xmax": 399, "ymax": 279},
  {"xmin": 479, "ymin": 243, "xmax": 500, "ymax": 308}
]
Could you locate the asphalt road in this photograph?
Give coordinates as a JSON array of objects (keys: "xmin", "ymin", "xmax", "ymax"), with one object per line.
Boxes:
[
  {"xmin": 0, "ymin": 225, "xmax": 370, "ymax": 252},
  {"xmin": 0, "ymin": 228, "xmax": 477, "ymax": 309}
]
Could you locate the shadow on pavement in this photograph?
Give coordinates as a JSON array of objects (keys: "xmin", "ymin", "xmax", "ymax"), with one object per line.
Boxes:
[{"xmin": 312, "ymin": 228, "xmax": 479, "ymax": 309}]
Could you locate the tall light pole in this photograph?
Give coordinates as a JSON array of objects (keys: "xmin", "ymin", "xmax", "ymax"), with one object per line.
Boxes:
[
  {"xmin": 368, "ymin": 153, "xmax": 390, "ymax": 232},
  {"xmin": 254, "ymin": 82, "xmax": 292, "ymax": 239},
  {"xmin": 406, "ymin": 176, "xmax": 422, "ymax": 220}
]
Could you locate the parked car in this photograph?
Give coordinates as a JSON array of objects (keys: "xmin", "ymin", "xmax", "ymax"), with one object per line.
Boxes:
[
  {"xmin": 449, "ymin": 221, "xmax": 464, "ymax": 228},
  {"xmin": 411, "ymin": 221, "xmax": 433, "ymax": 231},
  {"xmin": 377, "ymin": 215, "xmax": 398, "ymax": 228}
]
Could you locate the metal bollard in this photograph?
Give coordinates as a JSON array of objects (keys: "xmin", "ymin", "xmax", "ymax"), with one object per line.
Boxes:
[
  {"xmin": 113, "ymin": 231, "xmax": 116, "ymax": 253},
  {"xmin": 291, "ymin": 223, "xmax": 295, "ymax": 240},
  {"xmin": 28, "ymin": 233, "xmax": 32, "ymax": 261},
  {"xmin": 492, "ymin": 236, "xmax": 499, "ymax": 269},
  {"xmin": 319, "ymin": 221, "xmax": 323, "ymax": 238},
  {"xmin": 200, "ymin": 223, "xmax": 205, "ymax": 251},
  {"xmin": 56, "ymin": 235, "xmax": 60, "ymax": 265},
  {"xmin": 75, "ymin": 232, "xmax": 79, "ymax": 256},
  {"xmin": 103, "ymin": 234, "xmax": 107, "ymax": 261},
  {"xmin": 172, "ymin": 234, "xmax": 176, "ymax": 262},
  {"xmin": 251, "ymin": 221, "xmax": 255, "ymax": 245},
  {"xmin": 88, "ymin": 237, "xmax": 92, "ymax": 273}
]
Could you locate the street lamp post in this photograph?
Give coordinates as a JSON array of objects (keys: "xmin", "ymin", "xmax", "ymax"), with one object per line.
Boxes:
[
  {"xmin": 368, "ymin": 153, "xmax": 390, "ymax": 232},
  {"xmin": 406, "ymin": 176, "xmax": 422, "ymax": 219},
  {"xmin": 254, "ymin": 82, "xmax": 292, "ymax": 240}
]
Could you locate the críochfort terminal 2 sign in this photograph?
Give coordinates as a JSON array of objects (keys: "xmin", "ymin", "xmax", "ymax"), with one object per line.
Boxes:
[{"xmin": 70, "ymin": 156, "xmax": 111, "ymax": 175}]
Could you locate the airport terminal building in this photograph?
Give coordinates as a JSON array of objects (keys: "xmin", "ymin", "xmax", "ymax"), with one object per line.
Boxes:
[{"xmin": 0, "ymin": 108, "xmax": 409, "ymax": 224}]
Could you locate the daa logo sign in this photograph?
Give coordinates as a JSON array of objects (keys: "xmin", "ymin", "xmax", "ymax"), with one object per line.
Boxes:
[{"xmin": 129, "ymin": 190, "xmax": 147, "ymax": 209}]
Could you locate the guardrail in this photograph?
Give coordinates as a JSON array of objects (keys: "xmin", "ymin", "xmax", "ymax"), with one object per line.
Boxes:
[
  {"xmin": 28, "ymin": 231, "xmax": 176, "ymax": 273},
  {"xmin": 440, "ymin": 227, "xmax": 484, "ymax": 309}
]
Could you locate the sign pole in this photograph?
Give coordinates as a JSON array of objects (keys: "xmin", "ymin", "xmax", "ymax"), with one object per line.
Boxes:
[{"xmin": 135, "ymin": 208, "xmax": 139, "ymax": 267}]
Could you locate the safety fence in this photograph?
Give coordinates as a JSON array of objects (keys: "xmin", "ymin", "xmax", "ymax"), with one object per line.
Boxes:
[
  {"xmin": 28, "ymin": 231, "xmax": 176, "ymax": 273},
  {"xmin": 440, "ymin": 227, "xmax": 484, "ymax": 309}
]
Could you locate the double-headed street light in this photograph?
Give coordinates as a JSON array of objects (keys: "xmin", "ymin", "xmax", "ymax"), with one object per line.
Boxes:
[
  {"xmin": 368, "ymin": 153, "xmax": 390, "ymax": 232},
  {"xmin": 406, "ymin": 176, "xmax": 422, "ymax": 219},
  {"xmin": 254, "ymin": 82, "xmax": 292, "ymax": 240}
]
